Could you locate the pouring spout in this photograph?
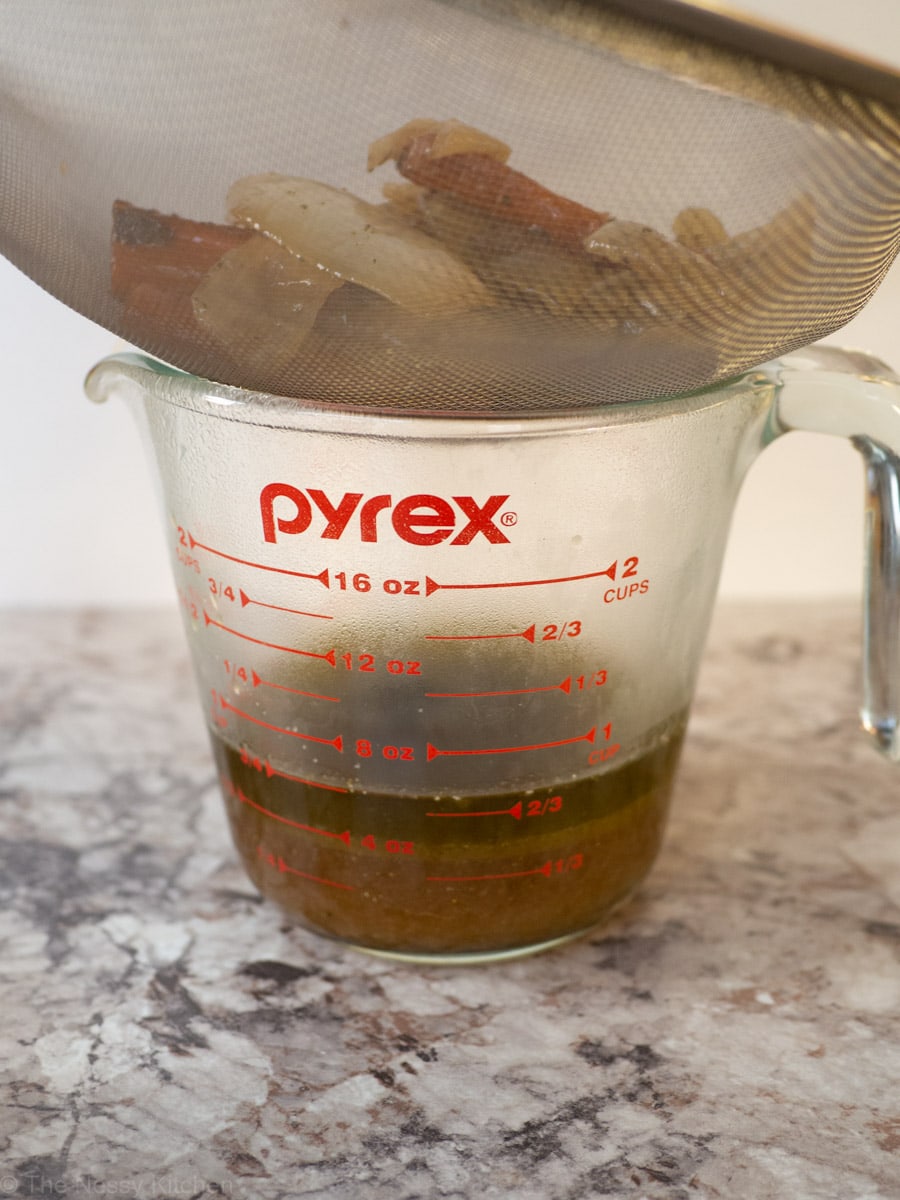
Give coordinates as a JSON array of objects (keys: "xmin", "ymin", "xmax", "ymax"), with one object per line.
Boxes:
[
  {"xmin": 85, "ymin": 353, "xmax": 145, "ymax": 407},
  {"xmin": 84, "ymin": 352, "xmax": 189, "ymax": 408}
]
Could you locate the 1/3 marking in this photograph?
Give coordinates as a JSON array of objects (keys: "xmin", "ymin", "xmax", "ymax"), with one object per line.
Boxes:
[{"xmin": 573, "ymin": 670, "xmax": 607, "ymax": 689}]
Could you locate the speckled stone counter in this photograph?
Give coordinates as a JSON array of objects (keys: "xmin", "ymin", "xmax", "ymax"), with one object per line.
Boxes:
[{"xmin": 2, "ymin": 603, "xmax": 900, "ymax": 1199}]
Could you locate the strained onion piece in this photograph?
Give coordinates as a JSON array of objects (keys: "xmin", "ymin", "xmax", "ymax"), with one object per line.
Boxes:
[
  {"xmin": 367, "ymin": 118, "xmax": 511, "ymax": 171},
  {"xmin": 585, "ymin": 219, "xmax": 729, "ymax": 305},
  {"xmin": 192, "ymin": 235, "xmax": 341, "ymax": 375},
  {"xmin": 672, "ymin": 206, "xmax": 729, "ymax": 253},
  {"xmin": 417, "ymin": 191, "xmax": 600, "ymax": 316},
  {"xmin": 227, "ymin": 174, "xmax": 492, "ymax": 316},
  {"xmin": 379, "ymin": 181, "xmax": 426, "ymax": 217},
  {"xmin": 710, "ymin": 193, "xmax": 817, "ymax": 273}
]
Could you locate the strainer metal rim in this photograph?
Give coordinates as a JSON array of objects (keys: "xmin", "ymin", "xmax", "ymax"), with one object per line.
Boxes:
[
  {"xmin": 604, "ymin": 0, "xmax": 900, "ymax": 104},
  {"xmin": 85, "ymin": 351, "xmax": 773, "ymax": 434}
]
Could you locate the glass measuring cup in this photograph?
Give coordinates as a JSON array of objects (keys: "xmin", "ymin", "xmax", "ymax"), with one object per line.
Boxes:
[{"xmin": 86, "ymin": 346, "xmax": 900, "ymax": 962}]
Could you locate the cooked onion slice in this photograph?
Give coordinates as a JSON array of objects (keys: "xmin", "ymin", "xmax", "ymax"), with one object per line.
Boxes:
[
  {"xmin": 227, "ymin": 174, "xmax": 491, "ymax": 315},
  {"xmin": 367, "ymin": 118, "xmax": 511, "ymax": 172},
  {"xmin": 192, "ymin": 235, "xmax": 341, "ymax": 374}
]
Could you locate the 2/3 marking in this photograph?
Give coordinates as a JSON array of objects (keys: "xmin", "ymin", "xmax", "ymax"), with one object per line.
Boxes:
[{"xmin": 542, "ymin": 620, "xmax": 582, "ymax": 641}]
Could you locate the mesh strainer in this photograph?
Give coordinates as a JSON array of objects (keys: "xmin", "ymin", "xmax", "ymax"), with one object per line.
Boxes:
[{"xmin": 2, "ymin": 0, "xmax": 898, "ymax": 413}]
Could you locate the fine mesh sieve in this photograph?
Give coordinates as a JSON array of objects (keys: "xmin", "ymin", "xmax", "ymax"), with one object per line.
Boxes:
[{"xmin": 1, "ymin": 0, "xmax": 898, "ymax": 414}]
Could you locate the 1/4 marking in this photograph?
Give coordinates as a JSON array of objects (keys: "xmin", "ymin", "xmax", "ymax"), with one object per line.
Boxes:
[
  {"xmin": 257, "ymin": 845, "xmax": 354, "ymax": 890},
  {"xmin": 224, "ymin": 661, "xmax": 340, "ymax": 703}
]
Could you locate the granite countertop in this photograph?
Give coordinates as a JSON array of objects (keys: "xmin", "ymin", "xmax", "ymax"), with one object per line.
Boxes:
[{"xmin": 2, "ymin": 603, "xmax": 899, "ymax": 1199}]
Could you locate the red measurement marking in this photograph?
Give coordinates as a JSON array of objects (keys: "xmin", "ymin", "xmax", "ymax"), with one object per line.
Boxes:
[
  {"xmin": 426, "ymin": 726, "xmax": 595, "ymax": 761},
  {"xmin": 262, "ymin": 852, "xmax": 355, "ymax": 891},
  {"xmin": 205, "ymin": 611, "xmax": 336, "ymax": 665},
  {"xmin": 236, "ymin": 784, "xmax": 351, "ymax": 841},
  {"xmin": 188, "ymin": 533, "xmax": 330, "ymax": 588},
  {"xmin": 426, "ymin": 800, "xmax": 523, "ymax": 820},
  {"xmin": 219, "ymin": 694, "xmax": 343, "ymax": 751},
  {"xmin": 248, "ymin": 756, "xmax": 348, "ymax": 794},
  {"xmin": 239, "ymin": 589, "xmax": 332, "ymax": 620},
  {"xmin": 250, "ymin": 670, "xmax": 339, "ymax": 703},
  {"xmin": 424, "ymin": 623, "xmax": 535, "ymax": 644},
  {"xmin": 425, "ymin": 562, "xmax": 617, "ymax": 597},
  {"xmin": 427, "ymin": 861, "xmax": 554, "ymax": 882},
  {"xmin": 426, "ymin": 676, "xmax": 572, "ymax": 699}
]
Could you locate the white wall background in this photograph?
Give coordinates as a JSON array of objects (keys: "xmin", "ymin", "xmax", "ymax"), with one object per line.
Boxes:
[{"xmin": 1, "ymin": 0, "xmax": 897, "ymax": 608}]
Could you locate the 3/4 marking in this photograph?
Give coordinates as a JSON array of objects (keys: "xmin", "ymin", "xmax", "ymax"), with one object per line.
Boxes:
[
  {"xmin": 204, "ymin": 611, "xmax": 336, "ymax": 665},
  {"xmin": 238, "ymin": 589, "xmax": 332, "ymax": 620}
]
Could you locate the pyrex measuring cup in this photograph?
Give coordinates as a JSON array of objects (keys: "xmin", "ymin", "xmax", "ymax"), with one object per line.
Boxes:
[{"xmin": 86, "ymin": 346, "xmax": 900, "ymax": 961}]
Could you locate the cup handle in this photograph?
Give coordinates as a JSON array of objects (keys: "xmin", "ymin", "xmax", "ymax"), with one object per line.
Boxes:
[{"xmin": 771, "ymin": 345, "xmax": 900, "ymax": 760}]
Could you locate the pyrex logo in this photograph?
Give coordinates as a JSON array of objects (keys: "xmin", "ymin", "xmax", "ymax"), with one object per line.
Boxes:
[{"xmin": 260, "ymin": 484, "xmax": 512, "ymax": 546}]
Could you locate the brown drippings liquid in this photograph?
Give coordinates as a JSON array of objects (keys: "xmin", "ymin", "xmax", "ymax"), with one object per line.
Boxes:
[{"xmin": 212, "ymin": 717, "xmax": 686, "ymax": 959}]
